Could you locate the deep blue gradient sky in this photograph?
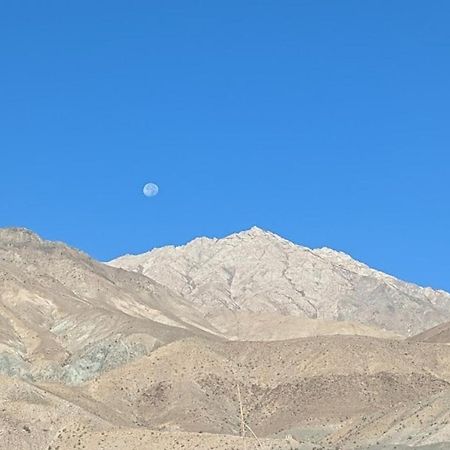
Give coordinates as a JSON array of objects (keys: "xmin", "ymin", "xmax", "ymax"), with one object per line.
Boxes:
[{"xmin": 1, "ymin": 1, "xmax": 449, "ymax": 290}]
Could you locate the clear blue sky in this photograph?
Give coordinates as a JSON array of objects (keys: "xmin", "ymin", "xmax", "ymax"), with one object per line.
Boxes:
[{"xmin": 1, "ymin": 1, "xmax": 449, "ymax": 290}]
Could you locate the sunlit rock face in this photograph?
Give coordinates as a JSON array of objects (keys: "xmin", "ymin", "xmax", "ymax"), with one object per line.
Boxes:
[{"xmin": 110, "ymin": 226, "xmax": 450, "ymax": 336}]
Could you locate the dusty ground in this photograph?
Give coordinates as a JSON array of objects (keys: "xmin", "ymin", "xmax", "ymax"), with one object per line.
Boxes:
[{"xmin": 48, "ymin": 427, "xmax": 300, "ymax": 450}]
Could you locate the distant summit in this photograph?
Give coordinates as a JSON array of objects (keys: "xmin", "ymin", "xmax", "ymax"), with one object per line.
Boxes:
[{"xmin": 110, "ymin": 227, "xmax": 450, "ymax": 336}]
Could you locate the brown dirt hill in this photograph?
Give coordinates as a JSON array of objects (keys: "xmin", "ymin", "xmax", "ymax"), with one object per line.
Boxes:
[
  {"xmin": 329, "ymin": 388, "xmax": 450, "ymax": 448},
  {"xmin": 50, "ymin": 428, "xmax": 299, "ymax": 450},
  {"xmin": 409, "ymin": 321, "xmax": 450, "ymax": 343},
  {"xmin": 0, "ymin": 374, "xmax": 110, "ymax": 450},
  {"xmin": 208, "ymin": 311, "xmax": 401, "ymax": 341},
  {"xmin": 3, "ymin": 333, "xmax": 450, "ymax": 449},
  {"xmin": 81, "ymin": 335, "xmax": 450, "ymax": 441}
]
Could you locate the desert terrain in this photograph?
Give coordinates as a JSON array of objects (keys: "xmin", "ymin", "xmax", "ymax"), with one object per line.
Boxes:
[{"xmin": 1, "ymin": 227, "xmax": 450, "ymax": 449}]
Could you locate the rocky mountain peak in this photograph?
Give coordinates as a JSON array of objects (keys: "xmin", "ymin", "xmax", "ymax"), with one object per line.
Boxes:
[
  {"xmin": 236, "ymin": 225, "xmax": 273, "ymax": 237},
  {"xmin": 230, "ymin": 226, "xmax": 287, "ymax": 241},
  {"xmin": 109, "ymin": 227, "xmax": 450, "ymax": 336}
]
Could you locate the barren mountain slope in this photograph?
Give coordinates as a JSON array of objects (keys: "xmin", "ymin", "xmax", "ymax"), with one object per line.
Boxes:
[
  {"xmin": 0, "ymin": 228, "xmax": 221, "ymax": 383},
  {"xmin": 48, "ymin": 428, "xmax": 298, "ymax": 450},
  {"xmin": 110, "ymin": 227, "xmax": 450, "ymax": 336},
  {"xmin": 0, "ymin": 374, "xmax": 296, "ymax": 450},
  {"xmin": 0, "ymin": 373, "xmax": 111, "ymax": 450},
  {"xmin": 3, "ymin": 333, "xmax": 450, "ymax": 450},
  {"xmin": 329, "ymin": 388, "xmax": 450, "ymax": 449},
  {"xmin": 409, "ymin": 320, "xmax": 450, "ymax": 343},
  {"xmin": 208, "ymin": 311, "xmax": 401, "ymax": 341},
  {"xmin": 80, "ymin": 335, "xmax": 450, "ymax": 444}
]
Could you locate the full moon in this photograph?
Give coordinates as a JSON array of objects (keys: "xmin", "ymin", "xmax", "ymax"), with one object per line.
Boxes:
[{"xmin": 143, "ymin": 182, "xmax": 159, "ymax": 197}]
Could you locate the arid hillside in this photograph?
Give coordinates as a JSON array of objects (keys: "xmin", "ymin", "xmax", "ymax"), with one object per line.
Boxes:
[
  {"xmin": 409, "ymin": 320, "xmax": 450, "ymax": 343},
  {"xmin": 2, "ymin": 227, "xmax": 450, "ymax": 449},
  {"xmin": 0, "ymin": 228, "xmax": 222, "ymax": 384},
  {"xmin": 3, "ymin": 334, "xmax": 450, "ymax": 449}
]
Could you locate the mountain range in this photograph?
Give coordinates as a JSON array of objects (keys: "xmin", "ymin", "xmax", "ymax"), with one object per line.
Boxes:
[{"xmin": 1, "ymin": 226, "xmax": 450, "ymax": 449}]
